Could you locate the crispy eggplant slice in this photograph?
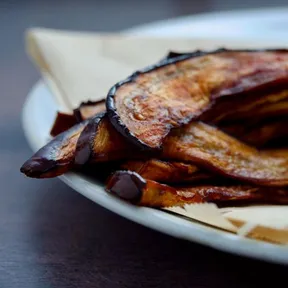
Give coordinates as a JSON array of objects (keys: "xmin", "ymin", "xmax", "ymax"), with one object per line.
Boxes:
[
  {"xmin": 20, "ymin": 121, "xmax": 87, "ymax": 178},
  {"xmin": 106, "ymin": 171, "xmax": 288, "ymax": 207},
  {"xmin": 121, "ymin": 159, "xmax": 212, "ymax": 183},
  {"xmin": 75, "ymin": 113, "xmax": 140, "ymax": 165},
  {"xmin": 73, "ymin": 100, "xmax": 106, "ymax": 122},
  {"xmin": 107, "ymin": 49, "xmax": 288, "ymax": 149},
  {"xmin": 50, "ymin": 112, "xmax": 77, "ymax": 137},
  {"xmin": 162, "ymin": 122, "xmax": 288, "ymax": 186}
]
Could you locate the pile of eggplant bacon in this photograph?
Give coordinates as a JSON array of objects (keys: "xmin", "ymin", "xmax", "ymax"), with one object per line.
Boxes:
[{"xmin": 21, "ymin": 48, "xmax": 288, "ymax": 208}]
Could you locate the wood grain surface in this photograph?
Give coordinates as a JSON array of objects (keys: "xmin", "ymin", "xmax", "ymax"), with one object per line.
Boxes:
[{"xmin": 0, "ymin": 1, "xmax": 287, "ymax": 287}]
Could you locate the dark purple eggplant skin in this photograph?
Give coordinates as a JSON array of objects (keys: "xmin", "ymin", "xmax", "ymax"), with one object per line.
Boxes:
[
  {"xmin": 106, "ymin": 170, "xmax": 146, "ymax": 204},
  {"xmin": 74, "ymin": 112, "xmax": 106, "ymax": 165},
  {"xmin": 106, "ymin": 48, "xmax": 288, "ymax": 150},
  {"xmin": 20, "ymin": 120, "xmax": 87, "ymax": 178}
]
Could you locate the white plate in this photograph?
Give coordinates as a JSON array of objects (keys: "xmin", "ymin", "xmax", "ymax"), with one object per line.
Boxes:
[
  {"xmin": 126, "ymin": 6, "xmax": 288, "ymax": 42},
  {"xmin": 22, "ymin": 12, "xmax": 288, "ymax": 264}
]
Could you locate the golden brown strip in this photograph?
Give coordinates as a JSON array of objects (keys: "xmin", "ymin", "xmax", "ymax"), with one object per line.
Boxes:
[
  {"xmin": 21, "ymin": 121, "xmax": 87, "ymax": 178},
  {"xmin": 162, "ymin": 122, "xmax": 288, "ymax": 186},
  {"xmin": 75, "ymin": 113, "xmax": 140, "ymax": 165},
  {"xmin": 122, "ymin": 159, "xmax": 212, "ymax": 183},
  {"xmin": 106, "ymin": 171, "xmax": 288, "ymax": 207},
  {"xmin": 21, "ymin": 113, "xmax": 139, "ymax": 178},
  {"xmin": 108, "ymin": 50, "xmax": 288, "ymax": 149}
]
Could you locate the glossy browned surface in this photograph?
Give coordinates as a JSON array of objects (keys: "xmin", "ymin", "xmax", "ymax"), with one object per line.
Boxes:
[
  {"xmin": 76, "ymin": 114, "xmax": 139, "ymax": 165},
  {"xmin": 106, "ymin": 171, "xmax": 288, "ymax": 207},
  {"xmin": 122, "ymin": 159, "xmax": 212, "ymax": 183},
  {"xmin": 20, "ymin": 121, "xmax": 87, "ymax": 178},
  {"xmin": 163, "ymin": 122, "xmax": 288, "ymax": 186},
  {"xmin": 111, "ymin": 50, "xmax": 288, "ymax": 148},
  {"xmin": 21, "ymin": 112, "xmax": 139, "ymax": 179}
]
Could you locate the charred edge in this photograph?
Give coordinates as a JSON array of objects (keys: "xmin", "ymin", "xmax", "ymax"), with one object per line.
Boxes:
[
  {"xmin": 162, "ymin": 49, "xmax": 226, "ymax": 62},
  {"xmin": 73, "ymin": 108, "xmax": 83, "ymax": 123},
  {"xmin": 20, "ymin": 122, "xmax": 86, "ymax": 178},
  {"xmin": 74, "ymin": 112, "xmax": 106, "ymax": 165},
  {"xmin": 73, "ymin": 99, "xmax": 106, "ymax": 122},
  {"xmin": 106, "ymin": 48, "xmax": 288, "ymax": 150},
  {"xmin": 164, "ymin": 51, "xmax": 191, "ymax": 60},
  {"xmin": 106, "ymin": 106, "xmax": 154, "ymax": 150},
  {"xmin": 105, "ymin": 170, "xmax": 146, "ymax": 204},
  {"xmin": 20, "ymin": 158, "xmax": 57, "ymax": 178}
]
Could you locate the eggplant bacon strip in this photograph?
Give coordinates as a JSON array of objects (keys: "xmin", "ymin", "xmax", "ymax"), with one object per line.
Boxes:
[
  {"xmin": 75, "ymin": 113, "xmax": 138, "ymax": 165},
  {"xmin": 162, "ymin": 122, "xmax": 288, "ymax": 186},
  {"xmin": 21, "ymin": 113, "xmax": 135, "ymax": 178},
  {"xmin": 21, "ymin": 115, "xmax": 288, "ymax": 182},
  {"xmin": 106, "ymin": 171, "xmax": 288, "ymax": 207},
  {"xmin": 21, "ymin": 121, "xmax": 87, "ymax": 178},
  {"xmin": 107, "ymin": 49, "xmax": 288, "ymax": 149},
  {"xmin": 121, "ymin": 159, "xmax": 212, "ymax": 183}
]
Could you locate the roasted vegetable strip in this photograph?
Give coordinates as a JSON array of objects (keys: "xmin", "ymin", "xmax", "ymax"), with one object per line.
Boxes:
[
  {"xmin": 122, "ymin": 159, "xmax": 212, "ymax": 183},
  {"xmin": 75, "ymin": 113, "xmax": 139, "ymax": 165},
  {"xmin": 162, "ymin": 122, "xmax": 288, "ymax": 186},
  {"xmin": 21, "ymin": 121, "xmax": 87, "ymax": 178},
  {"xmin": 106, "ymin": 171, "xmax": 288, "ymax": 207},
  {"xmin": 73, "ymin": 100, "xmax": 106, "ymax": 122},
  {"xmin": 21, "ymin": 113, "xmax": 139, "ymax": 178},
  {"xmin": 107, "ymin": 49, "xmax": 288, "ymax": 149}
]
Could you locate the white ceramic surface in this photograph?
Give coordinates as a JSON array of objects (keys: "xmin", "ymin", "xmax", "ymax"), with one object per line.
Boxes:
[
  {"xmin": 126, "ymin": 6, "xmax": 288, "ymax": 42},
  {"xmin": 22, "ymin": 10, "xmax": 288, "ymax": 264}
]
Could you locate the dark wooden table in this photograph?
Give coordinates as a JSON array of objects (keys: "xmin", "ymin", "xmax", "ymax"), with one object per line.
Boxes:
[{"xmin": 1, "ymin": 1, "xmax": 287, "ymax": 287}]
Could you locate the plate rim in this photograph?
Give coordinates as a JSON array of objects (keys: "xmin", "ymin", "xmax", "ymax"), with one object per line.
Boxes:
[{"xmin": 125, "ymin": 6, "xmax": 288, "ymax": 39}]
